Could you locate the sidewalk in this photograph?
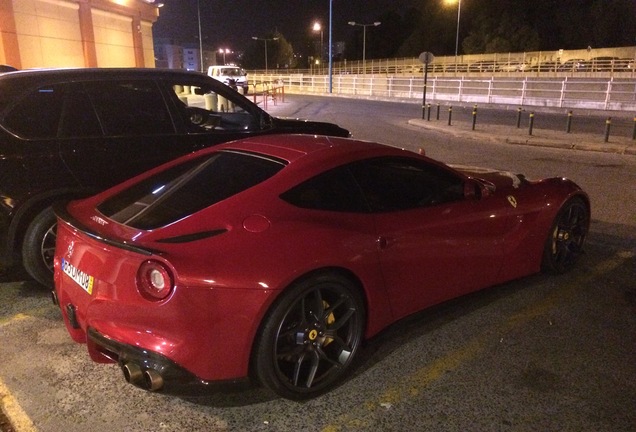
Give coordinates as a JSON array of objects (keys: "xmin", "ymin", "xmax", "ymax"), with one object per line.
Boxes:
[{"xmin": 408, "ymin": 117, "xmax": 636, "ymax": 156}]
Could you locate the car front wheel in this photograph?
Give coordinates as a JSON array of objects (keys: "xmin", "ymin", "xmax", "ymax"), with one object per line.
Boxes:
[
  {"xmin": 253, "ymin": 273, "xmax": 365, "ymax": 400},
  {"xmin": 22, "ymin": 206, "xmax": 57, "ymax": 287},
  {"xmin": 542, "ymin": 197, "xmax": 589, "ymax": 274}
]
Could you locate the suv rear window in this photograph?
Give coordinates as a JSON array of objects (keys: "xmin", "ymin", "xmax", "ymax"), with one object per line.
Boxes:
[{"xmin": 97, "ymin": 150, "xmax": 285, "ymax": 229}]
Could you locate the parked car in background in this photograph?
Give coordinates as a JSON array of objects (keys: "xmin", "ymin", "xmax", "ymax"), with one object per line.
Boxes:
[
  {"xmin": 0, "ymin": 68, "xmax": 350, "ymax": 286},
  {"xmin": 207, "ymin": 65, "xmax": 249, "ymax": 93},
  {"xmin": 53, "ymin": 134, "xmax": 589, "ymax": 400}
]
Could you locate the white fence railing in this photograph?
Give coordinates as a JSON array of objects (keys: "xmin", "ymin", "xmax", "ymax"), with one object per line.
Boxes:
[{"xmin": 250, "ymin": 74, "xmax": 636, "ymax": 112}]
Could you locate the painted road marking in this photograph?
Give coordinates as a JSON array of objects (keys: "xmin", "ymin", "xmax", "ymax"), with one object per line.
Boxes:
[
  {"xmin": 0, "ymin": 378, "xmax": 36, "ymax": 432},
  {"xmin": 321, "ymin": 250, "xmax": 634, "ymax": 431}
]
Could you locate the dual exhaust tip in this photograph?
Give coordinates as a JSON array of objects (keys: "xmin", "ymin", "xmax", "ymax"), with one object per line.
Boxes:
[{"xmin": 122, "ymin": 362, "xmax": 164, "ymax": 391}]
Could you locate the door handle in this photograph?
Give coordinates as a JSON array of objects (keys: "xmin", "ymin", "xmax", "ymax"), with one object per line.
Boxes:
[{"xmin": 377, "ymin": 236, "xmax": 389, "ymax": 249}]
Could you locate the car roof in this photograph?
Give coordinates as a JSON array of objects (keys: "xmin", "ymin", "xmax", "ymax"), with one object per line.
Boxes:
[
  {"xmin": 214, "ymin": 134, "xmax": 410, "ymax": 165},
  {"xmin": 0, "ymin": 67, "xmax": 210, "ymax": 85}
]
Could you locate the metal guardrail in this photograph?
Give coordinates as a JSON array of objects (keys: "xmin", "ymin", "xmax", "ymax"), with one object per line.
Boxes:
[
  {"xmin": 253, "ymin": 46, "xmax": 636, "ymax": 78},
  {"xmin": 250, "ymin": 74, "xmax": 636, "ymax": 112},
  {"xmin": 249, "ymin": 81, "xmax": 285, "ymax": 110}
]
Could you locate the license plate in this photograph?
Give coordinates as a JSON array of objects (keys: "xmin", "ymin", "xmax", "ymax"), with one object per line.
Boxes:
[{"xmin": 61, "ymin": 258, "xmax": 95, "ymax": 295}]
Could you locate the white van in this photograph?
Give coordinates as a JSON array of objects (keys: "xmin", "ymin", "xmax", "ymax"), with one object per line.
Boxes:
[{"xmin": 207, "ymin": 65, "xmax": 248, "ymax": 93}]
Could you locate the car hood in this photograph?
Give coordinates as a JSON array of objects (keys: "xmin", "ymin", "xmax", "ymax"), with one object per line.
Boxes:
[
  {"xmin": 451, "ymin": 165, "xmax": 528, "ymax": 190},
  {"xmin": 271, "ymin": 117, "xmax": 351, "ymax": 138}
]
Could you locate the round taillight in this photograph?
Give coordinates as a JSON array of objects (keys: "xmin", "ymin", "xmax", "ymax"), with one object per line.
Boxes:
[{"xmin": 136, "ymin": 260, "xmax": 174, "ymax": 301}]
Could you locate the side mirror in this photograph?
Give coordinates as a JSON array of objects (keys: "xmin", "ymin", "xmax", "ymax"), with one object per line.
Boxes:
[{"xmin": 464, "ymin": 178, "xmax": 492, "ymax": 200}]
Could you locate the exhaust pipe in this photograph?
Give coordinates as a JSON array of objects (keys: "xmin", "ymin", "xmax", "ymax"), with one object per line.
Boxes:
[
  {"xmin": 143, "ymin": 368, "xmax": 164, "ymax": 391},
  {"xmin": 122, "ymin": 363, "xmax": 143, "ymax": 385},
  {"xmin": 122, "ymin": 362, "xmax": 164, "ymax": 391}
]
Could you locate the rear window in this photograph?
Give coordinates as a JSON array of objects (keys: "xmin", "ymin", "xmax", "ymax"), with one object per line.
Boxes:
[{"xmin": 97, "ymin": 150, "xmax": 285, "ymax": 229}]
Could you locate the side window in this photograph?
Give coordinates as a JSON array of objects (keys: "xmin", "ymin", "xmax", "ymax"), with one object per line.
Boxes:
[
  {"xmin": 3, "ymin": 84, "xmax": 66, "ymax": 138},
  {"xmin": 280, "ymin": 166, "xmax": 369, "ymax": 213},
  {"xmin": 349, "ymin": 157, "xmax": 465, "ymax": 212},
  {"xmin": 83, "ymin": 80, "xmax": 174, "ymax": 136},
  {"xmin": 168, "ymin": 80, "xmax": 255, "ymax": 132},
  {"xmin": 58, "ymin": 84, "xmax": 102, "ymax": 138}
]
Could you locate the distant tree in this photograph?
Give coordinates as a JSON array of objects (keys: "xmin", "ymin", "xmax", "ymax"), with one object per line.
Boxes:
[
  {"xmin": 589, "ymin": 0, "xmax": 636, "ymax": 47},
  {"xmin": 395, "ymin": 4, "xmax": 458, "ymax": 57},
  {"xmin": 242, "ymin": 31, "xmax": 296, "ymax": 70},
  {"xmin": 462, "ymin": 11, "xmax": 540, "ymax": 54}
]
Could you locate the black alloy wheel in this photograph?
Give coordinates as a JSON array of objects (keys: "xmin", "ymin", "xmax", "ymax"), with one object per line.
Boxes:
[
  {"xmin": 22, "ymin": 206, "xmax": 57, "ymax": 287},
  {"xmin": 542, "ymin": 197, "xmax": 589, "ymax": 274},
  {"xmin": 253, "ymin": 273, "xmax": 365, "ymax": 400}
]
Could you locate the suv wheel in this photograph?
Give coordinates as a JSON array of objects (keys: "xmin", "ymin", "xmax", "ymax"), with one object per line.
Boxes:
[{"xmin": 22, "ymin": 206, "xmax": 57, "ymax": 287}]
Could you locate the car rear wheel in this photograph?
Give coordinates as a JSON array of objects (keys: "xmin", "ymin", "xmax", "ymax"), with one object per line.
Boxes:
[
  {"xmin": 22, "ymin": 206, "xmax": 57, "ymax": 287},
  {"xmin": 253, "ymin": 273, "xmax": 365, "ymax": 400},
  {"xmin": 542, "ymin": 197, "xmax": 589, "ymax": 274}
]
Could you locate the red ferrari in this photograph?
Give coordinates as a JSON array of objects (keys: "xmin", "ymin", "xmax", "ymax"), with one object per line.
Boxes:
[{"xmin": 53, "ymin": 134, "xmax": 590, "ymax": 400}]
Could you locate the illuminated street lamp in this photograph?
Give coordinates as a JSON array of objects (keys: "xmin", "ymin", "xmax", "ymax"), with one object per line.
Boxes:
[
  {"xmin": 252, "ymin": 36, "xmax": 279, "ymax": 73},
  {"xmin": 348, "ymin": 21, "xmax": 381, "ymax": 74},
  {"xmin": 218, "ymin": 48, "xmax": 231, "ymax": 64},
  {"xmin": 312, "ymin": 22, "xmax": 324, "ymax": 65}
]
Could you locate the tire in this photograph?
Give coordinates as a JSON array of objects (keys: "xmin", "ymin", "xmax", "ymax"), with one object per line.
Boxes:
[
  {"xmin": 541, "ymin": 197, "xmax": 589, "ymax": 274},
  {"xmin": 253, "ymin": 273, "xmax": 365, "ymax": 400},
  {"xmin": 22, "ymin": 206, "xmax": 57, "ymax": 287}
]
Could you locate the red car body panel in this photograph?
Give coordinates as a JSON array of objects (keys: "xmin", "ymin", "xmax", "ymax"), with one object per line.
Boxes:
[{"xmin": 53, "ymin": 134, "xmax": 589, "ymax": 386}]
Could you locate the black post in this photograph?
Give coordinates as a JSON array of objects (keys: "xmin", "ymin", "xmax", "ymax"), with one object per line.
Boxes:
[
  {"xmin": 448, "ymin": 106, "xmax": 453, "ymax": 126},
  {"xmin": 528, "ymin": 112, "xmax": 535, "ymax": 135},
  {"xmin": 516, "ymin": 107, "xmax": 522, "ymax": 128},
  {"xmin": 436, "ymin": 103, "xmax": 440, "ymax": 120},
  {"xmin": 632, "ymin": 116, "xmax": 636, "ymax": 140},
  {"xmin": 427, "ymin": 103, "xmax": 431, "ymax": 121},
  {"xmin": 604, "ymin": 117, "xmax": 611, "ymax": 142},
  {"xmin": 421, "ymin": 62, "xmax": 429, "ymax": 119},
  {"xmin": 566, "ymin": 111, "xmax": 573, "ymax": 133},
  {"xmin": 472, "ymin": 104, "xmax": 477, "ymax": 130}
]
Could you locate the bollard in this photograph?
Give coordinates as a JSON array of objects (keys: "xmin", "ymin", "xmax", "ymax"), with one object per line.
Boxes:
[
  {"xmin": 604, "ymin": 117, "xmax": 611, "ymax": 142},
  {"xmin": 448, "ymin": 106, "xmax": 453, "ymax": 126},
  {"xmin": 632, "ymin": 116, "xmax": 636, "ymax": 140},
  {"xmin": 472, "ymin": 104, "xmax": 477, "ymax": 130},
  {"xmin": 528, "ymin": 112, "xmax": 535, "ymax": 135},
  {"xmin": 436, "ymin": 103, "xmax": 440, "ymax": 120},
  {"xmin": 427, "ymin": 103, "xmax": 431, "ymax": 121},
  {"xmin": 516, "ymin": 107, "xmax": 522, "ymax": 128},
  {"xmin": 566, "ymin": 110, "xmax": 573, "ymax": 133},
  {"xmin": 204, "ymin": 93, "xmax": 218, "ymax": 111}
]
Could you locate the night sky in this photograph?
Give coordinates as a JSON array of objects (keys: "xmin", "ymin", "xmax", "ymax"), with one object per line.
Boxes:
[{"xmin": 153, "ymin": 0, "xmax": 417, "ymax": 50}]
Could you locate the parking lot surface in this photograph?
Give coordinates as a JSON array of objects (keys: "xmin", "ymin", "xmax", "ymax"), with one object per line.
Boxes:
[{"xmin": 1, "ymin": 95, "xmax": 635, "ymax": 432}]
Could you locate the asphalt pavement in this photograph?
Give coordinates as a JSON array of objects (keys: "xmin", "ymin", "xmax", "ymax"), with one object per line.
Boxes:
[{"xmin": 1, "ymin": 96, "xmax": 634, "ymax": 432}]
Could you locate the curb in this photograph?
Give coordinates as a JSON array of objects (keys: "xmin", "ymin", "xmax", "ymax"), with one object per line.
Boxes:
[{"xmin": 407, "ymin": 119, "xmax": 636, "ymax": 155}]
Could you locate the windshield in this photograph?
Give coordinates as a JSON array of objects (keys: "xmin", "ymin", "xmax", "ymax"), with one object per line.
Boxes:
[{"xmin": 224, "ymin": 68, "xmax": 245, "ymax": 77}]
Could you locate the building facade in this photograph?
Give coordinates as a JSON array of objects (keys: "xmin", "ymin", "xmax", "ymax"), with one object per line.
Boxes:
[{"xmin": 0, "ymin": 0, "xmax": 159, "ymax": 69}]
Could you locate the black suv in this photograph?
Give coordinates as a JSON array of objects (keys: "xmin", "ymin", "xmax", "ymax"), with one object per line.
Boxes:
[{"xmin": 0, "ymin": 68, "xmax": 350, "ymax": 286}]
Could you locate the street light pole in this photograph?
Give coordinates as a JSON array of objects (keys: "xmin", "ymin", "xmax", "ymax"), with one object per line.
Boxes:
[
  {"xmin": 197, "ymin": 0, "xmax": 203, "ymax": 72},
  {"xmin": 454, "ymin": 0, "xmax": 462, "ymax": 58},
  {"xmin": 252, "ymin": 36, "xmax": 279, "ymax": 74},
  {"xmin": 312, "ymin": 22, "xmax": 323, "ymax": 67},
  {"xmin": 348, "ymin": 21, "xmax": 381, "ymax": 74},
  {"xmin": 443, "ymin": 0, "xmax": 462, "ymax": 67},
  {"xmin": 328, "ymin": 0, "xmax": 333, "ymax": 93}
]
